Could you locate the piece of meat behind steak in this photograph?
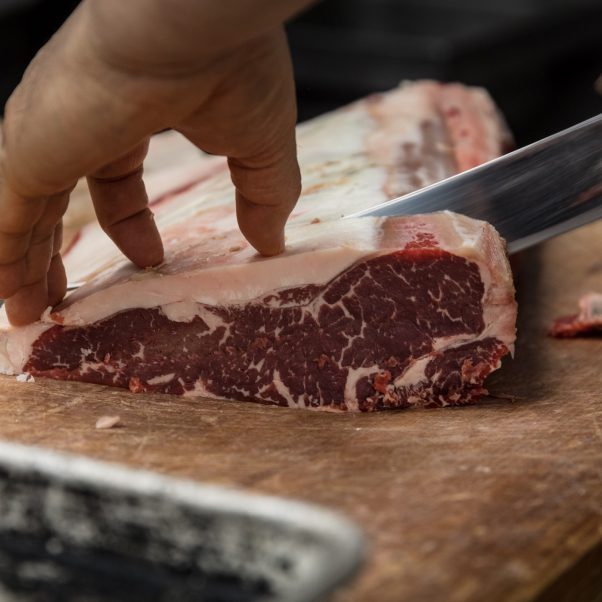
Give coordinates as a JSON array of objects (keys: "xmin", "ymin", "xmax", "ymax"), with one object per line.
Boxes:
[
  {"xmin": 549, "ymin": 293, "xmax": 602, "ymax": 337},
  {"xmin": 0, "ymin": 81, "xmax": 517, "ymax": 411}
]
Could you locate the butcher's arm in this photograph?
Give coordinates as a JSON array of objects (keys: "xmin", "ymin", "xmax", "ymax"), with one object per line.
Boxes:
[{"xmin": 0, "ymin": 0, "xmax": 312, "ymax": 326}]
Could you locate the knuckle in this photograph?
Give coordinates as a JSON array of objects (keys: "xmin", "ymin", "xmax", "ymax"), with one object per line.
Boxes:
[
  {"xmin": 92, "ymin": 161, "xmax": 144, "ymax": 182},
  {"xmin": 91, "ymin": 142, "xmax": 149, "ymax": 181}
]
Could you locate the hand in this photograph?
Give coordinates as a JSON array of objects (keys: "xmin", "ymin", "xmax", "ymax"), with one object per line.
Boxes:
[{"xmin": 0, "ymin": 0, "xmax": 309, "ymax": 325}]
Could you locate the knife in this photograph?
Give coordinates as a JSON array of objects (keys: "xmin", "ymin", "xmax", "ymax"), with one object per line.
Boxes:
[{"xmin": 345, "ymin": 114, "xmax": 602, "ymax": 253}]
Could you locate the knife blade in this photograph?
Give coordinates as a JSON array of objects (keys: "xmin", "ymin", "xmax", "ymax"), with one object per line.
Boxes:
[{"xmin": 345, "ymin": 114, "xmax": 602, "ymax": 253}]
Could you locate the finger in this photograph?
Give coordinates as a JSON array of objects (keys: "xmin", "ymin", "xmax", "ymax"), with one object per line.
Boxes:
[
  {"xmin": 227, "ymin": 32, "xmax": 300, "ymax": 255},
  {"xmin": 3, "ymin": 193, "xmax": 69, "ymax": 325},
  {"xmin": 0, "ymin": 188, "xmax": 44, "ymax": 298},
  {"xmin": 0, "ymin": 258, "xmax": 26, "ymax": 301},
  {"xmin": 0, "ymin": 197, "xmax": 60, "ymax": 303},
  {"xmin": 23, "ymin": 193, "xmax": 69, "ymax": 291},
  {"xmin": 47, "ymin": 254, "xmax": 67, "ymax": 308},
  {"xmin": 177, "ymin": 29, "xmax": 301, "ymax": 256},
  {"xmin": 87, "ymin": 139, "xmax": 164, "ymax": 268},
  {"xmin": 48, "ymin": 222, "xmax": 67, "ymax": 307},
  {"xmin": 229, "ymin": 133, "xmax": 300, "ymax": 256},
  {"xmin": 4, "ymin": 280, "xmax": 49, "ymax": 327},
  {"xmin": 52, "ymin": 220, "xmax": 63, "ymax": 256},
  {"xmin": 4, "ymin": 233, "xmax": 52, "ymax": 326}
]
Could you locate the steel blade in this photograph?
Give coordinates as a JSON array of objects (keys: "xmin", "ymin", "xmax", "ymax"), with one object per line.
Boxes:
[{"xmin": 345, "ymin": 114, "xmax": 602, "ymax": 253}]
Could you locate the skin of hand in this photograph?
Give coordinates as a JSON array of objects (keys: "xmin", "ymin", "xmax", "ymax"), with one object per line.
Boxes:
[{"xmin": 0, "ymin": 0, "xmax": 313, "ymax": 326}]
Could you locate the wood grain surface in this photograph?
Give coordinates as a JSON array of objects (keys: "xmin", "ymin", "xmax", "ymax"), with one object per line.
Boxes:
[{"xmin": 0, "ymin": 221, "xmax": 600, "ymax": 602}]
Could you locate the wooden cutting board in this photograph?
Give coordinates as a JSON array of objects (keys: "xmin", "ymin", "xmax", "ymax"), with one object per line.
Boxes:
[{"xmin": 0, "ymin": 221, "xmax": 600, "ymax": 602}]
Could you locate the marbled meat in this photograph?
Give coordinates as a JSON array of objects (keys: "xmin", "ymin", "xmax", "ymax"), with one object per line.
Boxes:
[{"xmin": 0, "ymin": 81, "xmax": 517, "ymax": 411}]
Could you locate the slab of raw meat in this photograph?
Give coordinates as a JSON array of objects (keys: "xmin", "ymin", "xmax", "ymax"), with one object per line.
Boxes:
[
  {"xmin": 549, "ymin": 293, "xmax": 602, "ymax": 337},
  {"xmin": 0, "ymin": 81, "xmax": 517, "ymax": 411}
]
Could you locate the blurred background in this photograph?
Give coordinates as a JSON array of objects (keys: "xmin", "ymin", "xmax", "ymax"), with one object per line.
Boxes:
[{"xmin": 1, "ymin": 0, "xmax": 601, "ymax": 146}]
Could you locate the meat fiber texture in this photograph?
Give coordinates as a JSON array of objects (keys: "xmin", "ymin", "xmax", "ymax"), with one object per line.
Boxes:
[{"xmin": 0, "ymin": 81, "xmax": 517, "ymax": 412}]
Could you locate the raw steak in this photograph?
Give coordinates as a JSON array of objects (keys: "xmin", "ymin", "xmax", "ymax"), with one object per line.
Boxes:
[
  {"xmin": 0, "ymin": 81, "xmax": 517, "ymax": 411},
  {"xmin": 549, "ymin": 293, "xmax": 602, "ymax": 337}
]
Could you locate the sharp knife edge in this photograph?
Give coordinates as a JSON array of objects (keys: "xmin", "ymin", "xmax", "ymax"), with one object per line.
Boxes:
[{"xmin": 345, "ymin": 113, "xmax": 602, "ymax": 253}]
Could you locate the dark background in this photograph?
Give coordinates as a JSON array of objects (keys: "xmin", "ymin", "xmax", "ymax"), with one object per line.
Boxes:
[{"xmin": 1, "ymin": 0, "xmax": 601, "ymax": 145}]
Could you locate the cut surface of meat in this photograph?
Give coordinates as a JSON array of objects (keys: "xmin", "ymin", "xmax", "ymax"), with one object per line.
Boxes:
[
  {"xmin": 0, "ymin": 81, "xmax": 517, "ymax": 411},
  {"xmin": 23, "ymin": 215, "xmax": 515, "ymax": 410},
  {"xmin": 549, "ymin": 293, "xmax": 602, "ymax": 338}
]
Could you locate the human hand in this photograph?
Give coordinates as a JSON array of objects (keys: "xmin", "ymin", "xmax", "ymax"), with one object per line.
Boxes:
[{"xmin": 0, "ymin": 0, "xmax": 309, "ymax": 325}]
